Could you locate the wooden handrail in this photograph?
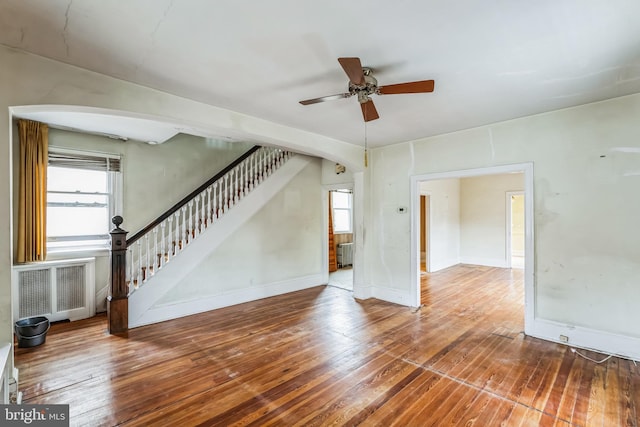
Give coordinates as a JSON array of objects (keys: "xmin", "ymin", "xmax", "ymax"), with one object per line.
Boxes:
[{"xmin": 126, "ymin": 145, "xmax": 261, "ymax": 246}]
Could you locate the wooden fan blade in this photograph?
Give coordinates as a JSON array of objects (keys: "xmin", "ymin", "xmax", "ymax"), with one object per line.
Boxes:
[
  {"xmin": 338, "ymin": 57, "xmax": 365, "ymax": 85},
  {"xmin": 360, "ymin": 100, "xmax": 379, "ymax": 122},
  {"xmin": 378, "ymin": 79, "xmax": 435, "ymax": 95},
  {"xmin": 299, "ymin": 93, "xmax": 351, "ymax": 105}
]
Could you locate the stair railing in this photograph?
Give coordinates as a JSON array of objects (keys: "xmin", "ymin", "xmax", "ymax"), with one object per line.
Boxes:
[
  {"xmin": 107, "ymin": 146, "xmax": 293, "ymax": 333},
  {"xmin": 126, "ymin": 146, "xmax": 293, "ymax": 293}
]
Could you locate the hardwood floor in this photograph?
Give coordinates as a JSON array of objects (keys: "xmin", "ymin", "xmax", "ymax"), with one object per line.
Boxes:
[{"xmin": 15, "ymin": 265, "xmax": 639, "ymax": 426}]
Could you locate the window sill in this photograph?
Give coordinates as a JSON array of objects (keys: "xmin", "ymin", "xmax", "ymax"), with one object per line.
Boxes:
[{"xmin": 46, "ymin": 246, "xmax": 110, "ymax": 260}]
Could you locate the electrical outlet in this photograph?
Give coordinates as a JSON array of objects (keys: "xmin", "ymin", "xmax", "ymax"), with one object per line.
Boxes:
[{"xmin": 559, "ymin": 335, "xmax": 569, "ymax": 343}]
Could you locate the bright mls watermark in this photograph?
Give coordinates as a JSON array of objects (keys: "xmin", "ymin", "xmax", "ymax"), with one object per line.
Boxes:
[{"xmin": 1, "ymin": 405, "xmax": 69, "ymax": 426}]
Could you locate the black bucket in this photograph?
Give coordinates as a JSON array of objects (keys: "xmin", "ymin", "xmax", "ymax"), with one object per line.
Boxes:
[{"xmin": 15, "ymin": 316, "xmax": 50, "ymax": 348}]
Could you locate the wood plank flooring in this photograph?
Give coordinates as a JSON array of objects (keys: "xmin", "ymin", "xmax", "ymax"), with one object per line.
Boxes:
[{"xmin": 15, "ymin": 265, "xmax": 639, "ymax": 426}]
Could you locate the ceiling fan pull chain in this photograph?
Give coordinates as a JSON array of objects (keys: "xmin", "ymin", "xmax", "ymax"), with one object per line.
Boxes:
[{"xmin": 364, "ymin": 120, "xmax": 368, "ymax": 168}]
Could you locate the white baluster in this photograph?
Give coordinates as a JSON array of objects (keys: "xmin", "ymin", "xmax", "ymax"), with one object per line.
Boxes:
[
  {"xmin": 167, "ymin": 216, "xmax": 173, "ymax": 262},
  {"xmin": 127, "ymin": 247, "xmax": 133, "ymax": 293},
  {"xmin": 136, "ymin": 240, "xmax": 142, "ymax": 285},
  {"xmin": 217, "ymin": 180, "xmax": 222, "ymax": 217},
  {"xmin": 249, "ymin": 154, "xmax": 255, "ymax": 191},
  {"xmin": 240, "ymin": 162, "xmax": 245, "ymax": 199},
  {"xmin": 254, "ymin": 151, "xmax": 260, "ymax": 185},
  {"xmin": 212, "ymin": 183, "xmax": 218, "ymax": 220},
  {"xmin": 246, "ymin": 158, "xmax": 251, "ymax": 195},
  {"xmin": 257, "ymin": 150, "xmax": 262, "ymax": 184},
  {"xmin": 232, "ymin": 167, "xmax": 238, "ymax": 204},
  {"xmin": 206, "ymin": 188, "xmax": 212, "ymax": 225},
  {"xmin": 270, "ymin": 149, "xmax": 275, "ymax": 175},
  {"xmin": 195, "ymin": 199, "xmax": 200, "ymax": 236},
  {"xmin": 153, "ymin": 229, "xmax": 159, "ymax": 275},
  {"xmin": 188, "ymin": 201, "xmax": 194, "ymax": 242},
  {"xmin": 160, "ymin": 222, "xmax": 166, "ymax": 268},
  {"xmin": 224, "ymin": 175, "xmax": 229, "ymax": 212},
  {"xmin": 144, "ymin": 235, "xmax": 150, "ymax": 282},
  {"xmin": 202, "ymin": 191, "xmax": 208, "ymax": 228},
  {"xmin": 229, "ymin": 169, "xmax": 235, "ymax": 208},
  {"xmin": 181, "ymin": 206, "xmax": 188, "ymax": 246},
  {"xmin": 174, "ymin": 211, "xmax": 181, "ymax": 253}
]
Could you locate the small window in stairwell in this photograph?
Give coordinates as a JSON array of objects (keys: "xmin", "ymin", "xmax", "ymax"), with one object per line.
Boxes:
[
  {"xmin": 47, "ymin": 148, "xmax": 123, "ymax": 252},
  {"xmin": 331, "ymin": 190, "xmax": 352, "ymax": 234}
]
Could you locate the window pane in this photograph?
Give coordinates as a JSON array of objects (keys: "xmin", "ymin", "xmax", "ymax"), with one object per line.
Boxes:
[
  {"xmin": 333, "ymin": 209, "xmax": 351, "ymax": 233},
  {"xmin": 48, "ymin": 167, "xmax": 108, "ymax": 193},
  {"xmin": 332, "ymin": 191, "xmax": 350, "ymax": 208},
  {"xmin": 47, "ymin": 205, "xmax": 110, "ymax": 238},
  {"xmin": 47, "ymin": 192, "xmax": 110, "ymax": 238}
]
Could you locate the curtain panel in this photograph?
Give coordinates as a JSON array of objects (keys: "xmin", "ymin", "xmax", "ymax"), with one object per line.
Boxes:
[{"xmin": 17, "ymin": 119, "xmax": 49, "ymax": 263}]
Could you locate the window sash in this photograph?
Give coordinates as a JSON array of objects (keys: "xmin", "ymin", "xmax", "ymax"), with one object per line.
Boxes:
[
  {"xmin": 331, "ymin": 190, "xmax": 353, "ymax": 233},
  {"xmin": 46, "ymin": 148, "xmax": 122, "ymax": 249}
]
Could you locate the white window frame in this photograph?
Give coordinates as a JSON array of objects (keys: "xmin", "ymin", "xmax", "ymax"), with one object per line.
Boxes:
[
  {"xmin": 46, "ymin": 147, "xmax": 123, "ymax": 255},
  {"xmin": 331, "ymin": 190, "xmax": 353, "ymax": 234}
]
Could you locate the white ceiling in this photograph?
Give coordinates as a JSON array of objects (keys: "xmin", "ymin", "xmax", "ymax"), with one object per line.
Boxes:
[{"xmin": 2, "ymin": 0, "xmax": 640, "ymax": 148}]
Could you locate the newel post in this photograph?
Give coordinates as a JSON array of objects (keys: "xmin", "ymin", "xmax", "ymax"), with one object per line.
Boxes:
[{"xmin": 108, "ymin": 216, "xmax": 128, "ymax": 334}]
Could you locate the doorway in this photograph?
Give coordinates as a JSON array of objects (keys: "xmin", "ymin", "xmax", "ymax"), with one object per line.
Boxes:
[
  {"xmin": 410, "ymin": 163, "xmax": 534, "ymax": 334},
  {"xmin": 328, "ymin": 189, "xmax": 354, "ymax": 291}
]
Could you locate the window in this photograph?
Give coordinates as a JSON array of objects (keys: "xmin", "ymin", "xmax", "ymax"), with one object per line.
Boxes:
[
  {"xmin": 331, "ymin": 190, "xmax": 352, "ymax": 233},
  {"xmin": 47, "ymin": 148, "xmax": 122, "ymax": 251}
]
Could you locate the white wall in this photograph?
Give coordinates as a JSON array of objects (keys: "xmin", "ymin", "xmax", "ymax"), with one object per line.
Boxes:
[
  {"xmin": 369, "ymin": 94, "xmax": 640, "ymax": 352},
  {"xmin": 157, "ymin": 159, "xmax": 323, "ymax": 305},
  {"xmin": 419, "ymin": 179, "xmax": 460, "ymax": 272},
  {"xmin": 459, "ymin": 173, "xmax": 524, "ymax": 267}
]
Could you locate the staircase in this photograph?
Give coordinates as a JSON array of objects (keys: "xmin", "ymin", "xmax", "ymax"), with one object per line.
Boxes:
[{"xmin": 108, "ymin": 146, "xmax": 308, "ymax": 331}]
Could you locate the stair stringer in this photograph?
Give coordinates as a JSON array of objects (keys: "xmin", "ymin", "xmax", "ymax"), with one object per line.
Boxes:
[{"xmin": 128, "ymin": 154, "xmax": 312, "ymax": 328}]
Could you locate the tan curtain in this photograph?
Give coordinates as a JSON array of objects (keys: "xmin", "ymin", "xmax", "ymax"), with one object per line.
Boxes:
[{"xmin": 17, "ymin": 119, "xmax": 49, "ymax": 263}]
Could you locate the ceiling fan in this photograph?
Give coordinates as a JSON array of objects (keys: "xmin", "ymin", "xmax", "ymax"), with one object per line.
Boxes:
[{"xmin": 299, "ymin": 57, "xmax": 435, "ymax": 122}]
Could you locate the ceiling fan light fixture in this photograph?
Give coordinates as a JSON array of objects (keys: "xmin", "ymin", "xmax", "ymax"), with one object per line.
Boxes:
[{"xmin": 298, "ymin": 57, "xmax": 435, "ymax": 123}]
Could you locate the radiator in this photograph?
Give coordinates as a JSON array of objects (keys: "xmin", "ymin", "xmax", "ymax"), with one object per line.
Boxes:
[
  {"xmin": 12, "ymin": 258, "xmax": 96, "ymax": 322},
  {"xmin": 337, "ymin": 243, "xmax": 354, "ymax": 267}
]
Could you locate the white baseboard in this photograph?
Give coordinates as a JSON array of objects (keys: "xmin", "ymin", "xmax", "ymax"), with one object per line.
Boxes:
[
  {"xmin": 430, "ymin": 258, "xmax": 460, "ymax": 272},
  {"xmin": 130, "ymin": 274, "xmax": 324, "ymax": 328},
  {"xmin": 459, "ymin": 256, "xmax": 508, "ymax": 268},
  {"xmin": 354, "ymin": 285, "xmax": 414, "ymax": 307},
  {"xmin": 528, "ymin": 318, "xmax": 640, "ymax": 362}
]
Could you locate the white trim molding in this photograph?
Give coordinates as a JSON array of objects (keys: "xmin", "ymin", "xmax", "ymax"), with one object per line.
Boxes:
[
  {"xmin": 459, "ymin": 257, "xmax": 509, "ymax": 268},
  {"xmin": 530, "ymin": 318, "xmax": 640, "ymax": 362},
  {"xmin": 354, "ymin": 285, "xmax": 414, "ymax": 307},
  {"xmin": 131, "ymin": 274, "xmax": 324, "ymax": 328}
]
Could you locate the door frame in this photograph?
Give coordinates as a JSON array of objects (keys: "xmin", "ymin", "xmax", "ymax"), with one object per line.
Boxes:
[
  {"xmin": 419, "ymin": 192, "xmax": 432, "ymax": 273},
  {"xmin": 506, "ymin": 191, "xmax": 525, "ymax": 269},
  {"xmin": 410, "ymin": 162, "xmax": 535, "ymax": 335},
  {"xmin": 322, "ymin": 182, "xmax": 355, "ymax": 285}
]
